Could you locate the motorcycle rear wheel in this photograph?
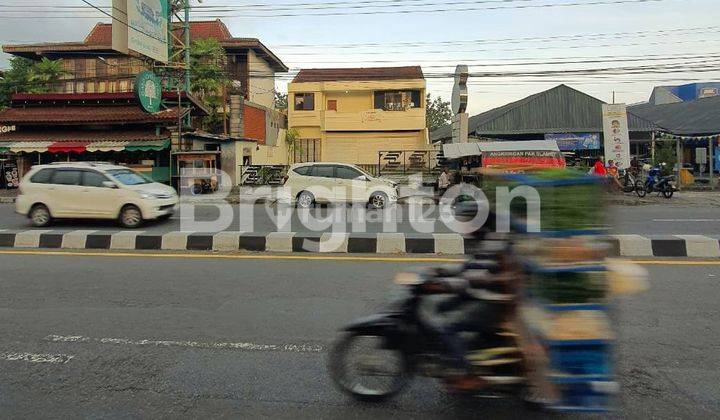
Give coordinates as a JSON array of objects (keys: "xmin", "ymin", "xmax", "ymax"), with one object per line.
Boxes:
[
  {"xmin": 634, "ymin": 180, "xmax": 647, "ymax": 198},
  {"xmin": 328, "ymin": 332, "xmax": 412, "ymax": 402}
]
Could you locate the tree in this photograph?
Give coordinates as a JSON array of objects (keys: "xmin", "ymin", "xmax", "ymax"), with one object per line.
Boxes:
[
  {"xmin": 285, "ymin": 128, "xmax": 300, "ymax": 164},
  {"xmin": 0, "ymin": 57, "xmax": 37, "ymax": 108},
  {"xmin": 425, "ymin": 93, "xmax": 452, "ymax": 133},
  {"xmin": 653, "ymin": 141, "xmax": 678, "ymax": 176},
  {"xmin": 274, "ymin": 90, "xmax": 287, "ymax": 110},
  {"xmin": 189, "ymin": 38, "xmax": 229, "ymax": 134},
  {"xmin": 27, "ymin": 58, "xmax": 68, "ymax": 93}
]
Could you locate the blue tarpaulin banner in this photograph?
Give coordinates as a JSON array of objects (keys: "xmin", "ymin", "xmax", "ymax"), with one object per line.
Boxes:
[{"xmin": 545, "ymin": 133, "xmax": 601, "ymax": 151}]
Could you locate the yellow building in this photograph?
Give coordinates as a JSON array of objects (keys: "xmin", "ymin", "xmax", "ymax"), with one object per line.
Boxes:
[{"xmin": 287, "ymin": 66, "xmax": 430, "ymax": 167}]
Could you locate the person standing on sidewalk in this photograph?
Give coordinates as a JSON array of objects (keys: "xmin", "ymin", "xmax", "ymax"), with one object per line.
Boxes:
[{"xmin": 438, "ymin": 168, "xmax": 451, "ymax": 199}]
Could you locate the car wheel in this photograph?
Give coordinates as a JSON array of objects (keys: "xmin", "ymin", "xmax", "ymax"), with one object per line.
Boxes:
[
  {"xmin": 29, "ymin": 204, "xmax": 52, "ymax": 227},
  {"xmin": 296, "ymin": 191, "xmax": 315, "ymax": 208},
  {"xmin": 119, "ymin": 205, "xmax": 143, "ymax": 228},
  {"xmin": 368, "ymin": 192, "xmax": 388, "ymax": 209}
]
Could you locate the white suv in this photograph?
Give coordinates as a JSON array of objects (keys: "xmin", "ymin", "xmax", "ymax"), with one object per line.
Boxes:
[
  {"xmin": 16, "ymin": 162, "xmax": 178, "ymax": 228},
  {"xmin": 283, "ymin": 162, "xmax": 398, "ymax": 209}
]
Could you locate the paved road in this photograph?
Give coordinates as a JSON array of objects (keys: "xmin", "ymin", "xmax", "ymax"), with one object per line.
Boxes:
[
  {"xmin": 2, "ymin": 202, "xmax": 720, "ymax": 236},
  {"xmin": 0, "ymin": 252, "xmax": 717, "ymax": 417}
]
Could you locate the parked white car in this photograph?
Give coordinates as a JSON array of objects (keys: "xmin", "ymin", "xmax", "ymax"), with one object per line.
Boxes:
[
  {"xmin": 16, "ymin": 162, "xmax": 178, "ymax": 228},
  {"xmin": 282, "ymin": 162, "xmax": 399, "ymax": 209}
]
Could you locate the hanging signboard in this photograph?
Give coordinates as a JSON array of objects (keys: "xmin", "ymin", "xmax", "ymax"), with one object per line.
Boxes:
[
  {"xmin": 135, "ymin": 71, "xmax": 162, "ymax": 113},
  {"xmin": 482, "ymin": 150, "xmax": 566, "ymax": 168},
  {"xmin": 545, "ymin": 133, "xmax": 600, "ymax": 151},
  {"xmin": 602, "ymin": 104, "xmax": 631, "ymax": 169},
  {"xmin": 113, "ymin": 0, "xmax": 169, "ymax": 63}
]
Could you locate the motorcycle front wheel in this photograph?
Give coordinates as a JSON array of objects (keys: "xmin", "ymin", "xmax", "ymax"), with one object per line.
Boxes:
[
  {"xmin": 634, "ymin": 180, "xmax": 647, "ymax": 198},
  {"xmin": 328, "ymin": 332, "xmax": 412, "ymax": 402},
  {"xmin": 662, "ymin": 185, "xmax": 674, "ymax": 198}
]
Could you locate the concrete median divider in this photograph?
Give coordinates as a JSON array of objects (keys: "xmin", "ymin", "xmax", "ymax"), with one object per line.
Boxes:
[{"xmin": 0, "ymin": 230, "xmax": 717, "ymax": 257}]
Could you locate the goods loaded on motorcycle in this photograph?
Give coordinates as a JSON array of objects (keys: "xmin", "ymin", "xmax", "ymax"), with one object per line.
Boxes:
[{"xmin": 329, "ymin": 167, "xmax": 648, "ymax": 413}]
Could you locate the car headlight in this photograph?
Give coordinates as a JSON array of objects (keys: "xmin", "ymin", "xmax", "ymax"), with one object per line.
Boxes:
[{"xmin": 138, "ymin": 191, "xmax": 166, "ymax": 200}]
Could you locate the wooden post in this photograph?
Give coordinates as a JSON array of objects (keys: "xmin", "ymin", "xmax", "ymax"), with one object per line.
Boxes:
[
  {"xmin": 676, "ymin": 137, "xmax": 682, "ymax": 190},
  {"xmin": 651, "ymin": 132, "xmax": 656, "ymax": 164},
  {"xmin": 710, "ymin": 136, "xmax": 716, "ymax": 188}
]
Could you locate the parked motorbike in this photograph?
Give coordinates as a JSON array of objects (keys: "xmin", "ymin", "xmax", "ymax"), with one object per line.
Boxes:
[
  {"xmin": 635, "ymin": 164, "xmax": 676, "ymax": 198},
  {"xmin": 328, "ymin": 246, "xmax": 531, "ymax": 403},
  {"xmin": 618, "ymin": 169, "xmax": 637, "ymax": 193}
]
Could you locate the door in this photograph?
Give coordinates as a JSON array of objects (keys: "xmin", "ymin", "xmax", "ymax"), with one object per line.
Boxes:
[
  {"xmin": 308, "ymin": 164, "xmax": 337, "ymax": 202},
  {"xmin": 47, "ymin": 169, "xmax": 84, "ymax": 217},
  {"xmin": 79, "ymin": 170, "xmax": 121, "ymax": 218},
  {"xmin": 334, "ymin": 165, "xmax": 367, "ymax": 202}
]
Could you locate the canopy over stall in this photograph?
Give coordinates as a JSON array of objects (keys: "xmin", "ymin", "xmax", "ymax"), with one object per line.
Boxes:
[{"xmin": 443, "ymin": 140, "xmax": 565, "ymax": 168}]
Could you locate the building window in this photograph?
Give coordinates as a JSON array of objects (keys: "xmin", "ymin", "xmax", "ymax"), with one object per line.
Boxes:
[
  {"xmin": 294, "ymin": 139, "xmax": 321, "ymax": 162},
  {"xmin": 294, "ymin": 93, "xmax": 315, "ymax": 111},
  {"xmin": 327, "ymin": 99, "xmax": 337, "ymax": 111},
  {"xmin": 374, "ymin": 90, "xmax": 421, "ymax": 111}
]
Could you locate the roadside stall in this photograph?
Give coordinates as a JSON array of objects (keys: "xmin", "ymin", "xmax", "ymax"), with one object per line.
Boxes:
[
  {"xmin": 442, "ymin": 140, "xmax": 566, "ymax": 187},
  {"xmin": 171, "ymin": 151, "xmax": 221, "ymax": 195}
]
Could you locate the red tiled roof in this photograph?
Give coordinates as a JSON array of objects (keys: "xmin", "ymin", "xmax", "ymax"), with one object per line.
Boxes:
[
  {"xmin": 3, "ymin": 20, "xmax": 287, "ymax": 72},
  {"xmin": 84, "ymin": 20, "xmax": 234, "ymax": 44},
  {"xmin": 292, "ymin": 66, "xmax": 425, "ymax": 83},
  {"xmin": 0, "ymin": 106, "xmax": 179, "ymax": 125},
  {"xmin": 0, "ymin": 128, "xmax": 170, "ymax": 143}
]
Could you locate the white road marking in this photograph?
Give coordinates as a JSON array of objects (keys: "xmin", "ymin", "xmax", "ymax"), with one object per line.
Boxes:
[
  {"xmin": 0, "ymin": 351, "xmax": 73, "ymax": 364},
  {"xmin": 653, "ymin": 219, "xmax": 720, "ymax": 222},
  {"xmin": 45, "ymin": 334, "xmax": 324, "ymax": 353}
]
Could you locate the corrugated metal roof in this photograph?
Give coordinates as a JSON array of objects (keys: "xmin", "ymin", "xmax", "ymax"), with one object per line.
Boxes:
[
  {"xmin": 628, "ymin": 96, "xmax": 720, "ymax": 135},
  {"xmin": 432, "ymin": 84, "xmax": 656, "ymax": 141},
  {"xmin": 443, "ymin": 140, "xmax": 560, "ymax": 158}
]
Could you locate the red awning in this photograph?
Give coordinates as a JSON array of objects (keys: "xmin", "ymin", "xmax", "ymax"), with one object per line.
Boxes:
[{"xmin": 47, "ymin": 141, "xmax": 91, "ymax": 154}]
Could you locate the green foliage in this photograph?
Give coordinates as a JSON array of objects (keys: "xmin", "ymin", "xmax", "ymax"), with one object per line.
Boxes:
[
  {"xmin": 285, "ymin": 128, "xmax": 301, "ymax": 163},
  {"xmin": 653, "ymin": 141, "xmax": 677, "ymax": 176},
  {"xmin": 189, "ymin": 38, "xmax": 229, "ymax": 134},
  {"xmin": 0, "ymin": 57, "xmax": 67, "ymax": 108},
  {"xmin": 425, "ymin": 93, "xmax": 452, "ymax": 133},
  {"xmin": 28, "ymin": 58, "xmax": 68, "ymax": 93},
  {"xmin": 274, "ymin": 91, "xmax": 287, "ymax": 110}
]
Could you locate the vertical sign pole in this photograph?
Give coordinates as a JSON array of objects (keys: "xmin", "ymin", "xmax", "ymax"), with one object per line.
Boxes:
[{"xmin": 709, "ymin": 136, "xmax": 715, "ymax": 188}]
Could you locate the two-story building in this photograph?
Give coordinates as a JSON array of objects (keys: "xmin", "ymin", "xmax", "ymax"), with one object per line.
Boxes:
[
  {"xmin": 0, "ymin": 20, "xmax": 288, "ymax": 184},
  {"xmin": 287, "ymin": 66, "xmax": 429, "ymax": 168}
]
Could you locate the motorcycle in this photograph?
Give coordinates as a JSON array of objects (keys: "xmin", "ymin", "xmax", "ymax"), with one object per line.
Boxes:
[
  {"xmin": 328, "ymin": 247, "xmax": 532, "ymax": 403},
  {"xmin": 618, "ymin": 168, "xmax": 637, "ymax": 193},
  {"xmin": 634, "ymin": 164, "xmax": 676, "ymax": 198}
]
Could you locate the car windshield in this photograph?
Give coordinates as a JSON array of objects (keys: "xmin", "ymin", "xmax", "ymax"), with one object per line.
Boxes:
[{"xmin": 107, "ymin": 169, "xmax": 151, "ymax": 185}]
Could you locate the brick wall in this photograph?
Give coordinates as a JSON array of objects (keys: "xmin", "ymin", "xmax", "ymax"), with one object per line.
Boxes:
[{"xmin": 244, "ymin": 103, "xmax": 266, "ymax": 144}]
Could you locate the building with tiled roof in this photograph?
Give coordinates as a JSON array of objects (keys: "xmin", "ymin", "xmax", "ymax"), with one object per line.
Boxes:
[
  {"xmin": 2, "ymin": 19, "xmax": 287, "ymax": 108},
  {"xmin": 287, "ymin": 66, "xmax": 429, "ymax": 165}
]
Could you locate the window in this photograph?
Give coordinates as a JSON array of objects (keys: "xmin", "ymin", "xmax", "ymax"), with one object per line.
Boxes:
[
  {"xmin": 309, "ymin": 165, "xmax": 334, "ymax": 178},
  {"xmin": 293, "ymin": 166, "xmax": 311, "ymax": 176},
  {"xmin": 30, "ymin": 169, "xmax": 54, "ymax": 184},
  {"xmin": 81, "ymin": 171, "xmax": 110, "ymax": 188},
  {"xmin": 327, "ymin": 99, "xmax": 337, "ymax": 111},
  {"xmin": 294, "ymin": 139, "xmax": 321, "ymax": 163},
  {"xmin": 374, "ymin": 90, "xmax": 421, "ymax": 111},
  {"xmin": 294, "ymin": 93, "xmax": 315, "ymax": 111},
  {"xmin": 106, "ymin": 169, "xmax": 150, "ymax": 185},
  {"xmin": 335, "ymin": 165, "xmax": 362, "ymax": 180},
  {"xmin": 51, "ymin": 170, "xmax": 81, "ymax": 185}
]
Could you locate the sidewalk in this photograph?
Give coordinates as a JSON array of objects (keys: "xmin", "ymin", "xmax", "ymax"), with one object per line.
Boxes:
[{"xmin": 610, "ymin": 190, "xmax": 720, "ymax": 207}]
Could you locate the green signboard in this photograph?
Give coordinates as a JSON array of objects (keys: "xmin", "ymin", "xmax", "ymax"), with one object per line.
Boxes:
[{"xmin": 135, "ymin": 71, "xmax": 162, "ymax": 113}]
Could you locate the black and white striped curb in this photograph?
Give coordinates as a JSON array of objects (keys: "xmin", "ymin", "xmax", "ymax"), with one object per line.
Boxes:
[
  {"xmin": 0, "ymin": 230, "xmax": 717, "ymax": 257},
  {"xmin": 0, "ymin": 230, "xmax": 467, "ymax": 254}
]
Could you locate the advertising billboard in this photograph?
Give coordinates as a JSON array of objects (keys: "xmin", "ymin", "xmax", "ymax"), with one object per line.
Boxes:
[
  {"xmin": 113, "ymin": 0, "xmax": 169, "ymax": 63},
  {"xmin": 545, "ymin": 133, "xmax": 601, "ymax": 151},
  {"xmin": 602, "ymin": 104, "xmax": 631, "ymax": 169}
]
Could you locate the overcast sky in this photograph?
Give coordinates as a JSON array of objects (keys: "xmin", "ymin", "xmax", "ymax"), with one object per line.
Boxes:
[{"xmin": 0, "ymin": 0, "xmax": 717, "ymax": 114}]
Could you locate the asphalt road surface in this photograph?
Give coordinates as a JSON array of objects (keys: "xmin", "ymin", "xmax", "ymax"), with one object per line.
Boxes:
[
  {"xmin": 0, "ymin": 252, "xmax": 718, "ymax": 418},
  {"xmin": 1, "ymin": 203, "xmax": 719, "ymax": 236}
]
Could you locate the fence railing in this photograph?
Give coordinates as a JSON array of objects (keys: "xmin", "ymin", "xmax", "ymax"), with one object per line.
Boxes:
[
  {"xmin": 239, "ymin": 165, "xmax": 288, "ymax": 185},
  {"xmin": 377, "ymin": 150, "xmax": 447, "ymax": 176}
]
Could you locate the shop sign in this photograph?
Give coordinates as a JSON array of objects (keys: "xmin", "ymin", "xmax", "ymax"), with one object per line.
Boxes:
[
  {"xmin": 545, "ymin": 133, "xmax": 600, "ymax": 151},
  {"xmin": 135, "ymin": 71, "xmax": 162, "ymax": 113},
  {"xmin": 602, "ymin": 104, "xmax": 631, "ymax": 169},
  {"xmin": 0, "ymin": 125, "xmax": 17, "ymax": 133},
  {"xmin": 1, "ymin": 160, "xmax": 19, "ymax": 188}
]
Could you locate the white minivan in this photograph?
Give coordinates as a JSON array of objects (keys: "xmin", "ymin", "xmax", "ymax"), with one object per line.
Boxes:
[
  {"xmin": 16, "ymin": 162, "xmax": 178, "ymax": 228},
  {"xmin": 283, "ymin": 162, "xmax": 399, "ymax": 208}
]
